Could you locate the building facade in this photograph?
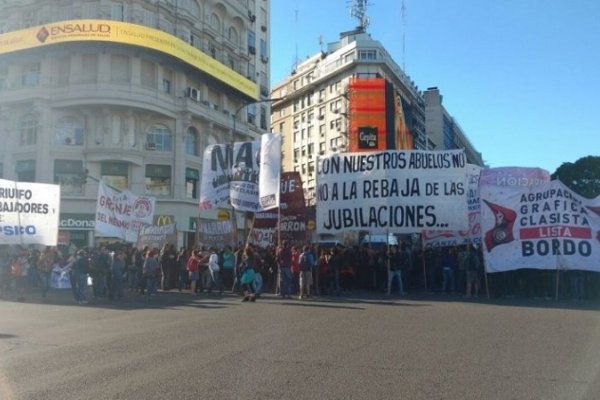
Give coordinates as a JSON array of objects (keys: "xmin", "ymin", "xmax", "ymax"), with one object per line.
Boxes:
[
  {"xmin": 271, "ymin": 29, "xmax": 427, "ymax": 207},
  {"xmin": 424, "ymin": 87, "xmax": 484, "ymax": 166},
  {"xmin": 0, "ymin": 0, "xmax": 272, "ymax": 248}
]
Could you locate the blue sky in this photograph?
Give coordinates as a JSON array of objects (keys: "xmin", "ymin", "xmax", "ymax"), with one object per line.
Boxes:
[{"xmin": 270, "ymin": 0, "xmax": 600, "ymax": 174}]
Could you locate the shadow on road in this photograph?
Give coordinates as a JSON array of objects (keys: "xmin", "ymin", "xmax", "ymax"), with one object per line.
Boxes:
[{"xmin": 1, "ymin": 288, "xmax": 599, "ymax": 312}]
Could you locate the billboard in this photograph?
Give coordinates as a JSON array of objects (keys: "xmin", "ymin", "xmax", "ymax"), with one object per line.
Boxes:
[
  {"xmin": 348, "ymin": 77, "xmax": 387, "ymax": 152},
  {"xmin": 0, "ymin": 19, "xmax": 257, "ymax": 99}
]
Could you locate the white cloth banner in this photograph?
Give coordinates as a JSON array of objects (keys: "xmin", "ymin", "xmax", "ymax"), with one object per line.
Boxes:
[
  {"xmin": 199, "ymin": 140, "xmax": 263, "ymax": 212},
  {"xmin": 199, "ymin": 143, "xmax": 231, "ymax": 210},
  {"xmin": 481, "ymin": 179, "xmax": 600, "ymax": 272},
  {"xmin": 423, "ymin": 164, "xmax": 483, "ymax": 248},
  {"xmin": 0, "ymin": 179, "xmax": 60, "ymax": 245},
  {"xmin": 258, "ymin": 132, "xmax": 282, "ymax": 210},
  {"xmin": 230, "ymin": 140, "xmax": 262, "ymax": 212},
  {"xmin": 95, "ymin": 181, "xmax": 156, "ymax": 242},
  {"xmin": 316, "ymin": 150, "xmax": 468, "ymax": 234}
]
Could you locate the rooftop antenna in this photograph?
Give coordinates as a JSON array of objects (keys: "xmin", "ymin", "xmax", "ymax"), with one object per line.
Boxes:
[
  {"xmin": 292, "ymin": 7, "xmax": 299, "ymax": 73},
  {"xmin": 401, "ymin": 0, "xmax": 406, "ymax": 71},
  {"xmin": 318, "ymin": 35, "xmax": 325, "ymax": 53},
  {"xmin": 349, "ymin": 0, "xmax": 371, "ymax": 32}
]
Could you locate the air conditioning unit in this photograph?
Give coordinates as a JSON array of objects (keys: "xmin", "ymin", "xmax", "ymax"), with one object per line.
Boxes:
[
  {"xmin": 146, "ymin": 142, "xmax": 156, "ymax": 151},
  {"xmin": 318, "ymin": 115, "xmax": 325, "ymax": 120},
  {"xmin": 185, "ymin": 87, "xmax": 200, "ymax": 101},
  {"xmin": 248, "ymin": 46, "xmax": 256, "ymax": 55},
  {"xmin": 333, "ymin": 108, "xmax": 340, "ymax": 114},
  {"xmin": 200, "ymin": 100, "xmax": 210, "ymax": 107}
]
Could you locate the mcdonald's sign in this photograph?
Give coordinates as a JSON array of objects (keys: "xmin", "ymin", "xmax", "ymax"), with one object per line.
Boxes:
[{"xmin": 154, "ymin": 215, "xmax": 174, "ymax": 226}]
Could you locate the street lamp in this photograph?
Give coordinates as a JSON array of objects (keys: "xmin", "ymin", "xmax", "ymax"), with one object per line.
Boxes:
[{"xmin": 231, "ymin": 97, "xmax": 284, "ymax": 142}]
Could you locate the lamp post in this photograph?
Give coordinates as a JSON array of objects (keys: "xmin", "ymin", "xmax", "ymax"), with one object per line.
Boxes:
[{"xmin": 229, "ymin": 97, "xmax": 284, "ymax": 248}]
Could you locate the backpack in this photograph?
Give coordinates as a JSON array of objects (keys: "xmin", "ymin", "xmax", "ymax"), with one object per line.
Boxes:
[{"xmin": 299, "ymin": 252, "xmax": 311, "ymax": 271}]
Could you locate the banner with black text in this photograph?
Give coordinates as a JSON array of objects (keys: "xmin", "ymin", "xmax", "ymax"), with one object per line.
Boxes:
[
  {"xmin": 316, "ymin": 150, "xmax": 468, "ymax": 234},
  {"xmin": 0, "ymin": 179, "xmax": 60, "ymax": 245}
]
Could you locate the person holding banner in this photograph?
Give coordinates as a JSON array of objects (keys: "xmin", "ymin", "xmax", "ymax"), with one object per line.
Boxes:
[{"xmin": 207, "ymin": 247, "xmax": 223, "ymax": 295}]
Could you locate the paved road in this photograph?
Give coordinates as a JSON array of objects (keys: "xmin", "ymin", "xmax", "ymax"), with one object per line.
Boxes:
[{"xmin": 1, "ymin": 289, "xmax": 600, "ymax": 400}]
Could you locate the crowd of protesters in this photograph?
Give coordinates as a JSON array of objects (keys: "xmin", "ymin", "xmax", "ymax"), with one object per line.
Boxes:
[{"xmin": 1, "ymin": 239, "xmax": 600, "ymax": 304}]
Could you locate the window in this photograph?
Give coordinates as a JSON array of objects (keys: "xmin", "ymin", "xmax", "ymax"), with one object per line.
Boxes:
[
  {"xmin": 111, "ymin": 55, "xmax": 130, "ymax": 82},
  {"xmin": 185, "ymin": 168, "xmax": 199, "ymax": 199},
  {"xmin": 185, "ymin": 127, "xmax": 199, "ymax": 156},
  {"xmin": 15, "ymin": 160, "xmax": 35, "ymax": 182},
  {"xmin": 228, "ymin": 26, "xmax": 239, "ymax": 45},
  {"xmin": 101, "ymin": 162, "xmax": 128, "ymax": 191},
  {"xmin": 141, "ymin": 60, "xmax": 156, "ymax": 88},
  {"xmin": 358, "ymin": 50, "xmax": 377, "ymax": 60},
  {"xmin": 81, "ymin": 54, "xmax": 97, "ymax": 82},
  {"xmin": 146, "ymin": 124, "xmax": 172, "ymax": 151},
  {"xmin": 22, "ymin": 63, "xmax": 40, "ymax": 86},
  {"xmin": 162, "ymin": 69, "xmax": 172, "ymax": 93},
  {"xmin": 111, "ymin": 2, "xmax": 125, "ymax": 21},
  {"xmin": 145, "ymin": 164, "xmax": 171, "ymax": 196},
  {"xmin": 54, "ymin": 160, "xmax": 84, "ymax": 194},
  {"xmin": 58, "ymin": 58, "xmax": 70, "ymax": 85},
  {"xmin": 210, "ymin": 13, "xmax": 220, "ymax": 31},
  {"xmin": 248, "ymin": 30, "xmax": 256, "ymax": 53},
  {"xmin": 55, "ymin": 116, "xmax": 84, "ymax": 146},
  {"xmin": 20, "ymin": 114, "xmax": 38, "ymax": 145},
  {"xmin": 259, "ymin": 38, "xmax": 267, "ymax": 59},
  {"xmin": 260, "ymin": 106, "xmax": 267, "ymax": 130}
]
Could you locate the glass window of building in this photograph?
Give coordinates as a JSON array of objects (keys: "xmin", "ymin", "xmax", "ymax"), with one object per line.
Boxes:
[
  {"xmin": 54, "ymin": 160, "xmax": 84, "ymax": 194},
  {"xmin": 81, "ymin": 54, "xmax": 97, "ymax": 83},
  {"xmin": 20, "ymin": 114, "xmax": 38, "ymax": 145},
  {"xmin": 247, "ymin": 30, "xmax": 256, "ymax": 53},
  {"xmin": 21, "ymin": 63, "xmax": 40, "ymax": 86},
  {"xmin": 15, "ymin": 160, "xmax": 35, "ymax": 182},
  {"xmin": 145, "ymin": 164, "xmax": 171, "ymax": 196},
  {"xmin": 259, "ymin": 38, "xmax": 267, "ymax": 59},
  {"xmin": 111, "ymin": 55, "xmax": 130, "ymax": 82},
  {"xmin": 101, "ymin": 162, "xmax": 128, "ymax": 191},
  {"xmin": 210, "ymin": 13, "xmax": 220, "ymax": 31},
  {"xmin": 228, "ymin": 26, "xmax": 239, "ymax": 45},
  {"xmin": 162, "ymin": 69, "xmax": 173, "ymax": 94},
  {"xmin": 55, "ymin": 116, "xmax": 84, "ymax": 146},
  {"xmin": 58, "ymin": 58, "xmax": 70, "ymax": 85},
  {"xmin": 146, "ymin": 124, "xmax": 172, "ymax": 151},
  {"xmin": 185, "ymin": 127, "xmax": 199, "ymax": 156},
  {"xmin": 185, "ymin": 168, "xmax": 199, "ymax": 199},
  {"xmin": 141, "ymin": 60, "xmax": 156, "ymax": 88}
]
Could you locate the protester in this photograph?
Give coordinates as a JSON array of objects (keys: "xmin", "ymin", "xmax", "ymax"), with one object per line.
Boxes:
[
  {"xmin": 143, "ymin": 250, "xmax": 160, "ymax": 299},
  {"xmin": 71, "ymin": 249, "xmax": 90, "ymax": 305},
  {"xmin": 276, "ymin": 241, "xmax": 293, "ymax": 299},
  {"xmin": 109, "ymin": 249, "xmax": 126, "ymax": 301},
  {"xmin": 207, "ymin": 247, "xmax": 223, "ymax": 295},
  {"xmin": 298, "ymin": 245, "xmax": 315, "ymax": 299}
]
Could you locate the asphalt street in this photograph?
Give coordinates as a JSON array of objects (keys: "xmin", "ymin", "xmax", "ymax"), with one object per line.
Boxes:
[{"xmin": 1, "ymin": 289, "xmax": 600, "ymax": 400}]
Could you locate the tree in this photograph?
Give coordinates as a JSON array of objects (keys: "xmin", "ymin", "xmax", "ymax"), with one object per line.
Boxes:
[{"xmin": 552, "ymin": 156, "xmax": 600, "ymax": 199}]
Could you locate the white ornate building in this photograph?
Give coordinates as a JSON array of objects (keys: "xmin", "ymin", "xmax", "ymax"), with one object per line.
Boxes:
[{"xmin": 0, "ymin": 0, "xmax": 272, "ymax": 248}]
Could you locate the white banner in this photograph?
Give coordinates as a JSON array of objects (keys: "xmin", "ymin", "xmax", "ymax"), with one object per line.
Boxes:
[
  {"xmin": 95, "ymin": 181, "xmax": 156, "ymax": 242},
  {"xmin": 0, "ymin": 179, "xmax": 60, "ymax": 245},
  {"xmin": 423, "ymin": 164, "xmax": 483, "ymax": 248},
  {"xmin": 258, "ymin": 132, "xmax": 282, "ymax": 210},
  {"xmin": 199, "ymin": 140, "xmax": 263, "ymax": 212},
  {"xmin": 230, "ymin": 140, "xmax": 262, "ymax": 212},
  {"xmin": 316, "ymin": 150, "xmax": 468, "ymax": 234},
  {"xmin": 199, "ymin": 143, "xmax": 231, "ymax": 210},
  {"xmin": 481, "ymin": 180, "xmax": 600, "ymax": 272}
]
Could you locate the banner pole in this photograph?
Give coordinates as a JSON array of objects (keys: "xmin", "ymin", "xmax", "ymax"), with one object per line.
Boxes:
[
  {"xmin": 421, "ymin": 233, "xmax": 427, "ymax": 292},
  {"xmin": 484, "ymin": 269, "xmax": 490, "ymax": 299},
  {"xmin": 386, "ymin": 230, "xmax": 391, "ymax": 296},
  {"xmin": 555, "ymin": 263, "xmax": 560, "ymax": 302}
]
